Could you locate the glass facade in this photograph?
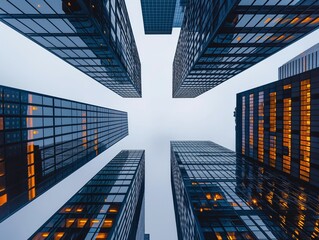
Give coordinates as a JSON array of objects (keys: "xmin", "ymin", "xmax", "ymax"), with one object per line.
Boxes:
[
  {"xmin": 0, "ymin": 0, "xmax": 141, "ymax": 98},
  {"xmin": 279, "ymin": 43, "xmax": 319, "ymax": 79},
  {"xmin": 171, "ymin": 141, "xmax": 282, "ymax": 240},
  {"xmin": 237, "ymin": 155, "xmax": 319, "ymax": 239},
  {"xmin": 0, "ymin": 86, "xmax": 128, "ymax": 222},
  {"xmin": 236, "ymin": 66, "xmax": 319, "ymax": 187},
  {"xmin": 140, "ymin": 0, "xmax": 186, "ymax": 34},
  {"xmin": 30, "ymin": 150, "xmax": 145, "ymax": 240},
  {"xmin": 173, "ymin": 0, "xmax": 319, "ymax": 98}
]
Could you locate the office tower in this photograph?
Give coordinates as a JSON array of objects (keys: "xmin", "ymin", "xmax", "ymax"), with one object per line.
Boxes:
[
  {"xmin": 236, "ymin": 45, "xmax": 319, "ymax": 187},
  {"xmin": 279, "ymin": 43, "xmax": 319, "ymax": 79},
  {"xmin": 140, "ymin": 0, "xmax": 186, "ymax": 34},
  {"xmin": 172, "ymin": 1, "xmax": 319, "ymax": 98},
  {"xmin": 0, "ymin": 0, "xmax": 141, "ymax": 97},
  {"xmin": 171, "ymin": 141, "xmax": 282, "ymax": 240},
  {"xmin": 237, "ymin": 154, "xmax": 319, "ymax": 240},
  {"xmin": 31, "ymin": 150, "xmax": 145, "ymax": 240},
  {"xmin": 0, "ymin": 86, "xmax": 128, "ymax": 222}
]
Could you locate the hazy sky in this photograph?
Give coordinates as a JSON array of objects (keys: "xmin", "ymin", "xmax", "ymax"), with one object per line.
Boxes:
[{"xmin": 1, "ymin": 1, "xmax": 319, "ymax": 240}]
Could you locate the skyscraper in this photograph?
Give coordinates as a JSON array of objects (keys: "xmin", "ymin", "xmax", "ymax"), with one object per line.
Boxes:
[
  {"xmin": 0, "ymin": 0, "xmax": 141, "ymax": 97},
  {"xmin": 172, "ymin": 0, "xmax": 319, "ymax": 98},
  {"xmin": 140, "ymin": 0, "xmax": 187, "ymax": 34},
  {"xmin": 0, "ymin": 85, "xmax": 128, "ymax": 222},
  {"xmin": 279, "ymin": 43, "xmax": 319, "ymax": 79},
  {"xmin": 171, "ymin": 141, "xmax": 281, "ymax": 239},
  {"xmin": 171, "ymin": 141, "xmax": 319, "ymax": 239},
  {"xmin": 236, "ymin": 44, "xmax": 319, "ymax": 187},
  {"xmin": 30, "ymin": 150, "xmax": 145, "ymax": 240}
]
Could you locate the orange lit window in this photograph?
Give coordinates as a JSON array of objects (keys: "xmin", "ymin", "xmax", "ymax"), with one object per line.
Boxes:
[
  {"xmin": 283, "ymin": 89, "xmax": 292, "ymax": 174},
  {"xmin": 54, "ymin": 232, "xmax": 64, "ymax": 240},
  {"xmin": 0, "ymin": 194, "xmax": 7, "ymax": 206},
  {"xmin": 96, "ymin": 233, "xmax": 108, "ymax": 239},
  {"xmin": 258, "ymin": 92, "xmax": 264, "ymax": 162},
  {"xmin": 102, "ymin": 219, "xmax": 113, "ymax": 228},
  {"xmin": 269, "ymin": 92, "xmax": 277, "ymax": 168},
  {"xmin": 66, "ymin": 219, "xmax": 75, "ymax": 227},
  {"xmin": 206, "ymin": 193, "xmax": 212, "ymax": 200},
  {"xmin": 77, "ymin": 218, "xmax": 88, "ymax": 228},
  {"xmin": 300, "ymin": 80, "xmax": 311, "ymax": 182},
  {"xmin": 108, "ymin": 206, "xmax": 118, "ymax": 213},
  {"xmin": 27, "ymin": 94, "xmax": 36, "ymax": 200}
]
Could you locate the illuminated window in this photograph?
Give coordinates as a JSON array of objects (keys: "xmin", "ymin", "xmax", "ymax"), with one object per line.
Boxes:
[
  {"xmin": 283, "ymin": 85, "xmax": 292, "ymax": 173},
  {"xmin": 269, "ymin": 92, "xmax": 277, "ymax": 168},
  {"xmin": 300, "ymin": 80, "xmax": 311, "ymax": 181},
  {"xmin": 102, "ymin": 219, "xmax": 113, "ymax": 228},
  {"xmin": 258, "ymin": 91, "xmax": 264, "ymax": 162}
]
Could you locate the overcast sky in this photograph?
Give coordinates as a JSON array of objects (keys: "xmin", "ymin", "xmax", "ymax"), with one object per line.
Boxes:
[{"xmin": 1, "ymin": 1, "xmax": 319, "ymax": 240}]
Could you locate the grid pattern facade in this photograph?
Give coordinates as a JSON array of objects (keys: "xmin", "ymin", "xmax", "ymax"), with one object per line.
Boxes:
[
  {"xmin": 171, "ymin": 141, "xmax": 281, "ymax": 240},
  {"xmin": 237, "ymin": 155, "xmax": 319, "ymax": 239},
  {"xmin": 279, "ymin": 43, "xmax": 319, "ymax": 79},
  {"xmin": 0, "ymin": 0, "xmax": 141, "ymax": 98},
  {"xmin": 173, "ymin": 0, "xmax": 319, "ymax": 98},
  {"xmin": 236, "ymin": 67, "xmax": 319, "ymax": 187},
  {"xmin": 31, "ymin": 150, "xmax": 145, "ymax": 240},
  {"xmin": 141, "ymin": 0, "xmax": 177, "ymax": 34},
  {"xmin": 0, "ymin": 86, "xmax": 128, "ymax": 222}
]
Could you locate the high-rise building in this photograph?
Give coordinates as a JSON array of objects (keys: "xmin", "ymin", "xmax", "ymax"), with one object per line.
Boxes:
[
  {"xmin": 171, "ymin": 141, "xmax": 319, "ymax": 239},
  {"xmin": 0, "ymin": 86, "xmax": 128, "ymax": 222},
  {"xmin": 0, "ymin": 0, "xmax": 141, "ymax": 97},
  {"xmin": 279, "ymin": 43, "xmax": 319, "ymax": 79},
  {"xmin": 171, "ymin": 141, "xmax": 282, "ymax": 240},
  {"xmin": 172, "ymin": 1, "xmax": 319, "ymax": 98},
  {"xmin": 30, "ymin": 150, "xmax": 145, "ymax": 240},
  {"xmin": 140, "ymin": 0, "xmax": 187, "ymax": 34},
  {"xmin": 237, "ymin": 154, "xmax": 319, "ymax": 240},
  {"xmin": 236, "ymin": 46, "xmax": 319, "ymax": 187}
]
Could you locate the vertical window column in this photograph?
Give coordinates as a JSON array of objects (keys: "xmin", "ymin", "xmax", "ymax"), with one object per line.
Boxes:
[
  {"xmin": 249, "ymin": 94, "xmax": 254, "ymax": 157},
  {"xmin": 283, "ymin": 84, "xmax": 292, "ymax": 174},
  {"xmin": 269, "ymin": 92, "xmax": 277, "ymax": 168},
  {"xmin": 242, "ymin": 96, "xmax": 245, "ymax": 155},
  {"xmin": 258, "ymin": 92, "xmax": 264, "ymax": 162},
  {"xmin": 300, "ymin": 79, "xmax": 311, "ymax": 181}
]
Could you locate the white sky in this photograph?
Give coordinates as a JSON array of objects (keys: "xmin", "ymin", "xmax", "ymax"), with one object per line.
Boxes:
[{"xmin": 1, "ymin": 1, "xmax": 319, "ymax": 240}]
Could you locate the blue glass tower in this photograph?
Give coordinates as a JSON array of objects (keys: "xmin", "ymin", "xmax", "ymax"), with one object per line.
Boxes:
[
  {"xmin": 171, "ymin": 141, "xmax": 319, "ymax": 239},
  {"xmin": 173, "ymin": 0, "xmax": 319, "ymax": 98},
  {"xmin": 140, "ymin": 0, "xmax": 187, "ymax": 34},
  {"xmin": 0, "ymin": 0, "xmax": 141, "ymax": 97},
  {"xmin": 0, "ymin": 86, "xmax": 128, "ymax": 222},
  {"xmin": 30, "ymin": 150, "xmax": 145, "ymax": 240}
]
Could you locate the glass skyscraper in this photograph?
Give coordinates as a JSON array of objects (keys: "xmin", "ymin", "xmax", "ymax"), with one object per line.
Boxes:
[
  {"xmin": 171, "ymin": 141, "xmax": 281, "ymax": 239},
  {"xmin": 0, "ymin": 0, "xmax": 141, "ymax": 97},
  {"xmin": 171, "ymin": 141, "xmax": 319, "ymax": 239},
  {"xmin": 173, "ymin": 0, "xmax": 319, "ymax": 98},
  {"xmin": 0, "ymin": 86, "xmax": 128, "ymax": 222},
  {"xmin": 236, "ymin": 45, "xmax": 319, "ymax": 187},
  {"xmin": 279, "ymin": 43, "xmax": 319, "ymax": 79},
  {"xmin": 140, "ymin": 0, "xmax": 187, "ymax": 34},
  {"xmin": 30, "ymin": 150, "xmax": 145, "ymax": 240}
]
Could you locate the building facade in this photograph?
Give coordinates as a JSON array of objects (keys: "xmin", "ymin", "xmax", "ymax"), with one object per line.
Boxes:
[
  {"xmin": 0, "ymin": 86, "xmax": 128, "ymax": 222},
  {"xmin": 140, "ymin": 0, "xmax": 187, "ymax": 34},
  {"xmin": 31, "ymin": 150, "xmax": 145, "ymax": 240},
  {"xmin": 0, "ymin": 0, "xmax": 141, "ymax": 97},
  {"xmin": 171, "ymin": 141, "xmax": 319, "ymax": 239},
  {"xmin": 236, "ymin": 64, "xmax": 319, "ymax": 187},
  {"xmin": 173, "ymin": 0, "xmax": 319, "ymax": 98},
  {"xmin": 279, "ymin": 43, "xmax": 319, "ymax": 80},
  {"xmin": 171, "ymin": 141, "xmax": 282, "ymax": 240},
  {"xmin": 237, "ymin": 155, "xmax": 319, "ymax": 240}
]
